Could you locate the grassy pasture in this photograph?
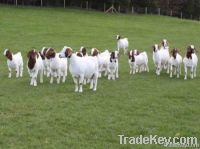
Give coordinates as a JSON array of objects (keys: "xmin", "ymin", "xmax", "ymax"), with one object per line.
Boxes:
[{"xmin": 0, "ymin": 5, "xmax": 200, "ymax": 149}]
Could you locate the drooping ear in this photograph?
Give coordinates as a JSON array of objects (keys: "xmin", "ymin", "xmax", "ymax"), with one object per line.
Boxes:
[
  {"xmin": 69, "ymin": 48, "xmax": 73, "ymax": 56},
  {"xmin": 42, "ymin": 48, "xmax": 48, "ymax": 55},
  {"xmin": 39, "ymin": 51, "xmax": 45, "ymax": 59},
  {"xmin": 49, "ymin": 48, "xmax": 56, "ymax": 57},
  {"xmin": 91, "ymin": 48, "xmax": 98, "ymax": 56},
  {"xmin": 131, "ymin": 54, "xmax": 135, "ymax": 62},
  {"xmin": 76, "ymin": 52, "xmax": 83, "ymax": 57},
  {"xmin": 65, "ymin": 48, "xmax": 72, "ymax": 57},
  {"xmin": 161, "ymin": 40, "xmax": 164, "ymax": 46}
]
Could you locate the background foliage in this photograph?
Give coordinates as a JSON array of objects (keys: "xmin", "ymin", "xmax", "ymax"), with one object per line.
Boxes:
[{"xmin": 0, "ymin": 0, "xmax": 200, "ymax": 18}]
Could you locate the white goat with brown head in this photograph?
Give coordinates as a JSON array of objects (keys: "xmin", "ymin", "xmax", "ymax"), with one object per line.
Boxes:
[{"xmin": 3, "ymin": 49, "xmax": 23, "ymax": 78}]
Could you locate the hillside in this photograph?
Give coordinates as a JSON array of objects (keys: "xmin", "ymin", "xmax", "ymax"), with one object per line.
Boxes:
[{"xmin": 0, "ymin": 5, "xmax": 199, "ymax": 149}]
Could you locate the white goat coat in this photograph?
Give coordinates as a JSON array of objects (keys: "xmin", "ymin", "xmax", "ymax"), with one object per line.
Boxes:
[
  {"xmin": 7, "ymin": 52, "xmax": 23, "ymax": 70},
  {"xmin": 169, "ymin": 54, "xmax": 182, "ymax": 66},
  {"xmin": 63, "ymin": 53, "xmax": 98, "ymax": 92},
  {"xmin": 69, "ymin": 54, "xmax": 98, "ymax": 79},
  {"xmin": 28, "ymin": 56, "xmax": 43, "ymax": 76},
  {"xmin": 183, "ymin": 54, "xmax": 198, "ymax": 67},
  {"xmin": 43, "ymin": 58, "xmax": 50, "ymax": 77},
  {"xmin": 108, "ymin": 51, "xmax": 119, "ymax": 80},
  {"xmin": 49, "ymin": 53, "xmax": 67, "ymax": 77},
  {"xmin": 183, "ymin": 53, "xmax": 198, "ymax": 79},
  {"xmin": 27, "ymin": 54, "xmax": 44, "ymax": 86},
  {"xmin": 130, "ymin": 52, "xmax": 149, "ymax": 74},
  {"xmin": 48, "ymin": 53, "xmax": 67, "ymax": 84},
  {"xmin": 117, "ymin": 38, "xmax": 129, "ymax": 54},
  {"xmin": 169, "ymin": 53, "xmax": 182, "ymax": 78},
  {"xmin": 6, "ymin": 52, "xmax": 23, "ymax": 78},
  {"xmin": 153, "ymin": 49, "xmax": 169, "ymax": 66},
  {"xmin": 96, "ymin": 50, "xmax": 110, "ymax": 77},
  {"xmin": 153, "ymin": 48, "xmax": 170, "ymax": 75}
]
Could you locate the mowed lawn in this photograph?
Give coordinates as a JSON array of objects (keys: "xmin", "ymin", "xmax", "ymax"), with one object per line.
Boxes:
[{"xmin": 0, "ymin": 5, "xmax": 200, "ymax": 149}]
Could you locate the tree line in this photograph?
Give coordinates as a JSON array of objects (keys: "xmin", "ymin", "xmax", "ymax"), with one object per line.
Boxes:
[{"xmin": 0, "ymin": 0, "xmax": 200, "ymax": 19}]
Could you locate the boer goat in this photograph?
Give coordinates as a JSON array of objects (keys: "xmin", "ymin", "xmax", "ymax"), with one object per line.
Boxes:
[
  {"xmin": 39, "ymin": 47, "xmax": 50, "ymax": 77},
  {"xmin": 80, "ymin": 47, "xmax": 88, "ymax": 57},
  {"xmin": 45, "ymin": 48, "xmax": 68, "ymax": 84},
  {"xmin": 91, "ymin": 48, "xmax": 110, "ymax": 78},
  {"xmin": 128, "ymin": 49, "xmax": 149, "ymax": 74},
  {"xmin": 169, "ymin": 48, "xmax": 182, "ymax": 78},
  {"xmin": 183, "ymin": 45, "xmax": 198, "ymax": 80},
  {"xmin": 128, "ymin": 49, "xmax": 145, "ymax": 73},
  {"xmin": 108, "ymin": 51, "xmax": 119, "ymax": 80},
  {"xmin": 116, "ymin": 35, "xmax": 129, "ymax": 55},
  {"xmin": 160, "ymin": 39, "xmax": 170, "ymax": 71},
  {"xmin": 27, "ymin": 49, "xmax": 44, "ymax": 86},
  {"xmin": 59, "ymin": 46, "xmax": 98, "ymax": 92},
  {"xmin": 160, "ymin": 39, "xmax": 169, "ymax": 50},
  {"xmin": 3, "ymin": 49, "xmax": 23, "ymax": 78},
  {"xmin": 152, "ymin": 44, "xmax": 170, "ymax": 75}
]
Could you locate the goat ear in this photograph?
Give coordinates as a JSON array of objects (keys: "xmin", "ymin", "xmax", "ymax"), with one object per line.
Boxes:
[
  {"xmin": 67, "ymin": 48, "xmax": 72, "ymax": 56},
  {"xmin": 49, "ymin": 49, "xmax": 54, "ymax": 55}
]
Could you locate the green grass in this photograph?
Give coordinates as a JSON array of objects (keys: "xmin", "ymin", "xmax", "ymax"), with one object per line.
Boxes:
[{"xmin": 0, "ymin": 5, "xmax": 200, "ymax": 149}]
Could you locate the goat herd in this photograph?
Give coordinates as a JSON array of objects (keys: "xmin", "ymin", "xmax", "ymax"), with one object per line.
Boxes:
[{"xmin": 3, "ymin": 35, "xmax": 198, "ymax": 92}]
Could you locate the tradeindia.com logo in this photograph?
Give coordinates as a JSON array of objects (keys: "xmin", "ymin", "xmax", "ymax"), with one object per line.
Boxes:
[{"xmin": 118, "ymin": 135, "xmax": 199, "ymax": 148}]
